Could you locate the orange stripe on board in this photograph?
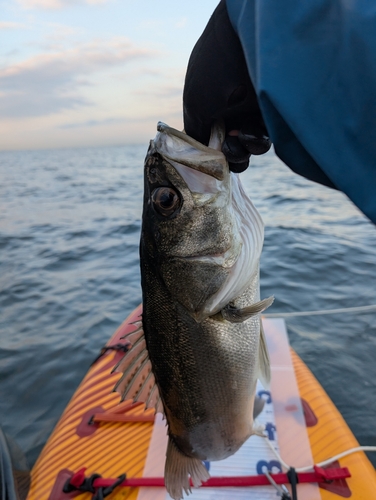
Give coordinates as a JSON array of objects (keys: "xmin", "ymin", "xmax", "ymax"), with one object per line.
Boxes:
[
  {"xmin": 291, "ymin": 347, "xmax": 376, "ymax": 498},
  {"xmin": 31, "ymin": 422, "xmax": 145, "ymax": 488},
  {"xmin": 45, "ymin": 399, "xmax": 150, "ymax": 455},
  {"xmin": 65, "ymin": 355, "xmax": 116, "ymax": 401},
  {"xmin": 32, "ymin": 418, "xmax": 153, "ymax": 489},
  {"xmin": 60, "ymin": 375, "xmax": 121, "ymax": 423},
  {"xmin": 28, "ymin": 425, "xmax": 153, "ymax": 500},
  {"xmin": 29, "ymin": 313, "xmax": 376, "ymax": 500}
]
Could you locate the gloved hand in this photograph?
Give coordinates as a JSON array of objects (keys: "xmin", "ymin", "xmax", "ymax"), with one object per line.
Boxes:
[{"xmin": 183, "ymin": 0, "xmax": 271, "ymax": 173}]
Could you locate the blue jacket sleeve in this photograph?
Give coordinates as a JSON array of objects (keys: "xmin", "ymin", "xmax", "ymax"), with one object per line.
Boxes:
[{"xmin": 226, "ymin": 0, "xmax": 376, "ymax": 224}]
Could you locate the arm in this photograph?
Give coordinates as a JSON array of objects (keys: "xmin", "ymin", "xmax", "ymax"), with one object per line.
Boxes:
[
  {"xmin": 183, "ymin": 0, "xmax": 271, "ymax": 174},
  {"xmin": 184, "ymin": 0, "xmax": 376, "ymax": 224}
]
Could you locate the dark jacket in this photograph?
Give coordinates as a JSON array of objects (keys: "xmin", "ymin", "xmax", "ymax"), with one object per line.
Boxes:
[{"xmin": 226, "ymin": 0, "xmax": 376, "ymax": 223}]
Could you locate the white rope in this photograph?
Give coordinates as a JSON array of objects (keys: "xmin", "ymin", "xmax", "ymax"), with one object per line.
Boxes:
[
  {"xmin": 309, "ymin": 446, "xmax": 376, "ymax": 471},
  {"xmin": 259, "ymin": 432, "xmax": 376, "ymax": 473},
  {"xmin": 263, "ymin": 303, "xmax": 376, "ymax": 318}
]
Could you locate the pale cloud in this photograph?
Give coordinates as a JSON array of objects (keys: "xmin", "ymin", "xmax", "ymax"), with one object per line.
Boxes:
[
  {"xmin": 153, "ymin": 85, "xmax": 182, "ymax": 98},
  {"xmin": 18, "ymin": 0, "xmax": 111, "ymax": 9},
  {"xmin": 58, "ymin": 114, "xmax": 163, "ymax": 129},
  {"xmin": 113, "ymin": 67, "xmax": 163, "ymax": 82},
  {"xmin": 0, "ymin": 109, "xmax": 183, "ymax": 150},
  {"xmin": 59, "ymin": 117, "xmax": 127, "ymax": 128},
  {"xmin": 86, "ymin": 0, "xmax": 110, "ymax": 4},
  {"xmin": 45, "ymin": 23, "xmax": 80, "ymax": 38},
  {"xmin": 38, "ymin": 24, "xmax": 84, "ymax": 51},
  {"xmin": 133, "ymin": 85, "xmax": 182, "ymax": 99},
  {"xmin": 0, "ymin": 22, "xmax": 26, "ymax": 30},
  {"xmin": 0, "ymin": 38, "xmax": 156, "ymax": 118},
  {"xmin": 175, "ymin": 17, "xmax": 187, "ymax": 29},
  {"xmin": 138, "ymin": 19, "xmax": 164, "ymax": 30}
]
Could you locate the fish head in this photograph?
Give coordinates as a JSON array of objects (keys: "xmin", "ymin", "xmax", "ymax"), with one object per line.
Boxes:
[{"xmin": 141, "ymin": 122, "xmax": 264, "ymax": 322}]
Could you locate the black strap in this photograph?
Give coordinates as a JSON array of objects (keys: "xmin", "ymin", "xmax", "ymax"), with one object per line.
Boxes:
[
  {"xmin": 63, "ymin": 473, "xmax": 101, "ymax": 494},
  {"xmin": 92, "ymin": 474, "xmax": 126, "ymax": 500},
  {"xmin": 63, "ymin": 472, "xmax": 126, "ymax": 499},
  {"xmin": 287, "ymin": 468, "xmax": 298, "ymax": 500},
  {"xmin": 281, "ymin": 492, "xmax": 292, "ymax": 500},
  {"xmin": 91, "ymin": 343, "xmax": 130, "ymax": 365}
]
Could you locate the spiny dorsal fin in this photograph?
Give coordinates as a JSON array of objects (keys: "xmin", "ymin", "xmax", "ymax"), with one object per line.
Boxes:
[
  {"xmin": 220, "ymin": 296, "xmax": 274, "ymax": 323},
  {"xmin": 134, "ymin": 370, "xmax": 155, "ymax": 403},
  {"xmin": 113, "ymin": 321, "xmax": 162, "ymax": 413},
  {"xmin": 164, "ymin": 436, "xmax": 210, "ymax": 500},
  {"xmin": 114, "ymin": 349, "xmax": 148, "ymax": 400},
  {"xmin": 120, "ymin": 324, "xmax": 143, "ymax": 343},
  {"xmin": 258, "ymin": 321, "xmax": 271, "ymax": 389},
  {"xmin": 112, "ymin": 336, "xmax": 146, "ymax": 374},
  {"xmin": 145, "ymin": 383, "xmax": 159, "ymax": 409},
  {"xmin": 117, "ymin": 356, "xmax": 151, "ymax": 401}
]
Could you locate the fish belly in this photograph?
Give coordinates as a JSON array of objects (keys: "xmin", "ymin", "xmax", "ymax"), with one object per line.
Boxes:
[
  {"xmin": 181, "ymin": 315, "xmax": 260, "ymax": 461},
  {"xmin": 143, "ymin": 268, "xmax": 261, "ymax": 460}
]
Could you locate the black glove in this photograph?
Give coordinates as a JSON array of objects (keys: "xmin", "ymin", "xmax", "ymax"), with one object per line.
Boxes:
[{"xmin": 183, "ymin": 0, "xmax": 271, "ymax": 173}]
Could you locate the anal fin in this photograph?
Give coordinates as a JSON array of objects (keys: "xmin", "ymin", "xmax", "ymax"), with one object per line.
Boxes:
[{"xmin": 165, "ymin": 437, "xmax": 210, "ymax": 500}]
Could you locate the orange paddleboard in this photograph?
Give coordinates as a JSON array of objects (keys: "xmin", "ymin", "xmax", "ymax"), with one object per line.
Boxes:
[{"xmin": 27, "ymin": 306, "xmax": 376, "ymax": 499}]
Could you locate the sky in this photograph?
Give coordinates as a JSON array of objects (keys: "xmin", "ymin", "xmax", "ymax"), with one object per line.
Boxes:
[{"xmin": 0, "ymin": 0, "xmax": 219, "ymax": 151}]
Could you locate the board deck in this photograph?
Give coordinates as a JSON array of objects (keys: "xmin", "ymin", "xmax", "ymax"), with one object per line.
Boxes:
[{"xmin": 26, "ymin": 306, "xmax": 376, "ymax": 499}]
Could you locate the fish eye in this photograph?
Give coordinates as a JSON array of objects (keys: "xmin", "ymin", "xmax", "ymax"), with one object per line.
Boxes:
[{"xmin": 151, "ymin": 187, "xmax": 180, "ymax": 217}]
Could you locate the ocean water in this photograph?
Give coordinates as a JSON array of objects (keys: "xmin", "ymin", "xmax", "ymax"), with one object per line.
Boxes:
[{"xmin": 1, "ymin": 144, "xmax": 376, "ymax": 470}]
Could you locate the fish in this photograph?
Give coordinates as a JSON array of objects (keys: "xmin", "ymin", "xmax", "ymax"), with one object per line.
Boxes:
[{"xmin": 113, "ymin": 121, "xmax": 274, "ymax": 500}]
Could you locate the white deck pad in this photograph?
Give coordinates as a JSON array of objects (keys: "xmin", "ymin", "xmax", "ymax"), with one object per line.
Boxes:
[{"xmin": 138, "ymin": 319, "xmax": 321, "ymax": 500}]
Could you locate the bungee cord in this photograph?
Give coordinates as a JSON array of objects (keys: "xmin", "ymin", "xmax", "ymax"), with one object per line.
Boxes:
[
  {"xmin": 258, "ymin": 427, "xmax": 376, "ymax": 472},
  {"xmin": 264, "ymin": 303, "xmax": 376, "ymax": 318},
  {"xmin": 257, "ymin": 429, "xmax": 376, "ymax": 499}
]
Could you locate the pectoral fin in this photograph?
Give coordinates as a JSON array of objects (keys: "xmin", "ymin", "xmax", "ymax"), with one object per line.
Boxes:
[
  {"xmin": 220, "ymin": 296, "xmax": 274, "ymax": 323},
  {"xmin": 253, "ymin": 395, "xmax": 265, "ymax": 419},
  {"xmin": 258, "ymin": 321, "xmax": 271, "ymax": 389},
  {"xmin": 113, "ymin": 320, "xmax": 162, "ymax": 414}
]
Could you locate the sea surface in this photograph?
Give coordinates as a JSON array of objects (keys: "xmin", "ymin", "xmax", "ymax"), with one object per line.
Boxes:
[{"xmin": 1, "ymin": 143, "xmax": 376, "ymax": 470}]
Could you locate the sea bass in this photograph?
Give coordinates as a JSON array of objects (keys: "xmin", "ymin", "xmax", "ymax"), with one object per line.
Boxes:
[{"xmin": 114, "ymin": 122, "xmax": 273, "ymax": 500}]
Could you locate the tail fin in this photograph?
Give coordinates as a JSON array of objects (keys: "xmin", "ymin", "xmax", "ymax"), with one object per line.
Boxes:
[{"xmin": 164, "ymin": 436, "xmax": 210, "ymax": 500}]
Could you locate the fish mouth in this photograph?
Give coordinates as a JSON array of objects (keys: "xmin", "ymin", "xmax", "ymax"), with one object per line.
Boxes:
[{"xmin": 155, "ymin": 122, "xmax": 227, "ymax": 181}]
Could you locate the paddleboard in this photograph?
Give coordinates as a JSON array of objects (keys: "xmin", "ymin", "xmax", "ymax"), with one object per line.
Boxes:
[{"xmin": 26, "ymin": 306, "xmax": 376, "ymax": 499}]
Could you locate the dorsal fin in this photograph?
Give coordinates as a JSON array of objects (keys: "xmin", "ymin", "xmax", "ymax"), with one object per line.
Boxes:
[{"xmin": 113, "ymin": 320, "xmax": 162, "ymax": 413}]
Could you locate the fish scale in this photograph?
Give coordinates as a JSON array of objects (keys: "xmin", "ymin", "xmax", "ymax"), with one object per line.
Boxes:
[{"xmin": 115, "ymin": 122, "xmax": 273, "ymax": 500}]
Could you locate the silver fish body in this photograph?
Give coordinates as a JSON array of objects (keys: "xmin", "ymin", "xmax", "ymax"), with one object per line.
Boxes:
[{"xmin": 115, "ymin": 123, "xmax": 272, "ymax": 500}]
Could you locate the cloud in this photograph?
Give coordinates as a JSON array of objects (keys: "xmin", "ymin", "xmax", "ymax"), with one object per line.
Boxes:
[
  {"xmin": 59, "ymin": 116, "xmax": 129, "ymax": 128},
  {"xmin": 18, "ymin": 0, "xmax": 111, "ymax": 9},
  {"xmin": 58, "ymin": 114, "xmax": 161, "ymax": 129},
  {"xmin": 25, "ymin": 24, "xmax": 83, "ymax": 52},
  {"xmin": 175, "ymin": 18, "xmax": 188, "ymax": 29},
  {"xmin": 132, "ymin": 83, "xmax": 183, "ymax": 100},
  {"xmin": 0, "ymin": 38, "xmax": 156, "ymax": 118},
  {"xmin": 0, "ymin": 22, "xmax": 26, "ymax": 30}
]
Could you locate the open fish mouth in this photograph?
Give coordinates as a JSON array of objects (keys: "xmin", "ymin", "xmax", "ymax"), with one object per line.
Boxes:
[{"xmin": 155, "ymin": 121, "xmax": 227, "ymax": 181}]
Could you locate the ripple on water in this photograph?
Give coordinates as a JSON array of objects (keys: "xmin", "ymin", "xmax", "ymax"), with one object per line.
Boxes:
[{"xmin": 0, "ymin": 145, "xmax": 376, "ymax": 468}]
